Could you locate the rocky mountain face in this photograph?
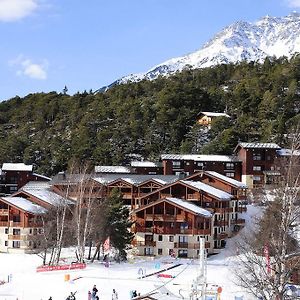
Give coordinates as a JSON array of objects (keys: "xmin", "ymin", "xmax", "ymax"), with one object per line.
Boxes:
[{"xmin": 113, "ymin": 13, "xmax": 300, "ymax": 85}]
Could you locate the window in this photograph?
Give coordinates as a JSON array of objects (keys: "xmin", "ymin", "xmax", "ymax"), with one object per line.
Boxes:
[
  {"xmin": 29, "ymin": 229, "xmax": 32, "ymax": 234},
  {"xmin": 13, "ymin": 229, "xmax": 20, "ymax": 235},
  {"xmin": 158, "ymin": 235, "xmax": 163, "ymax": 241},
  {"xmin": 9, "ymin": 176, "xmax": 18, "ymax": 184},
  {"xmin": 169, "ymin": 249, "xmax": 175, "ymax": 256},
  {"xmin": 5, "ymin": 228, "xmax": 8, "ymax": 234},
  {"xmin": 179, "ymin": 236, "xmax": 188, "ymax": 243},
  {"xmin": 225, "ymin": 163, "xmax": 234, "ymax": 170},
  {"xmin": 178, "ymin": 249, "xmax": 188, "ymax": 258},
  {"xmin": 253, "ymin": 166, "xmax": 262, "ymax": 171},
  {"xmin": 9, "ymin": 186, "xmax": 18, "ymax": 193},
  {"xmin": 5, "ymin": 241, "xmax": 8, "ymax": 246},
  {"xmin": 253, "ymin": 153, "xmax": 262, "ymax": 160},
  {"xmin": 172, "ymin": 161, "xmax": 181, "ymax": 169},
  {"xmin": 185, "ymin": 162, "xmax": 190, "ymax": 166},
  {"xmin": 12, "ymin": 241, "xmax": 20, "ymax": 248},
  {"xmin": 225, "ymin": 172, "xmax": 235, "ymax": 178},
  {"xmin": 158, "ymin": 248, "xmax": 162, "ymax": 255},
  {"xmin": 253, "ymin": 176, "xmax": 261, "ymax": 182},
  {"xmin": 169, "ymin": 236, "xmax": 174, "ymax": 242}
]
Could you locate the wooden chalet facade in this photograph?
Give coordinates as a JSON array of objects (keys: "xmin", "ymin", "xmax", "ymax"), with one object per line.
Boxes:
[
  {"xmin": 132, "ymin": 173, "xmax": 248, "ymax": 257},
  {"xmin": 160, "ymin": 154, "xmax": 242, "ymax": 181},
  {"xmin": 0, "ymin": 163, "xmax": 50, "ymax": 195},
  {"xmin": 197, "ymin": 112, "xmax": 230, "ymax": 127},
  {"xmin": 0, "ymin": 196, "xmax": 46, "ymax": 253},
  {"xmin": 234, "ymin": 142, "xmax": 281, "ymax": 188}
]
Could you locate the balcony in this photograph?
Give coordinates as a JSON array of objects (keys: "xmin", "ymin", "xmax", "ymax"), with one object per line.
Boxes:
[
  {"xmin": 237, "ymin": 207, "xmax": 247, "ymax": 213},
  {"xmin": 144, "ymin": 214, "xmax": 185, "ymax": 222},
  {"xmin": 8, "ymin": 234, "xmax": 25, "ymax": 240},
  {"xmin": 213, "ymin": 220, "xmax": 229, "ymax": 227},
  {"xmin": 214, "ymin": 233, "xmax": 228, "ymax": 240},
  {"xmin": 160, "ymin": 193, "xmax": 172, "ymax": 198},
  {"xmin": 134, "ymin": 227, "xmax": 210, "ymax": 235},
  {"xmin": 231, "ymin": 219, "xmax": 246, "ymax": 225},
  {"xmin": 132, "ymin": 240, "xmax": 156, "ymax": 247},
  {"xmin": 0, "ymin": 209, "xmax": 8, "ymax": 216},
  {"xmin": 187, "ymin": 194, "xmax": 200, "ymax": 200},
  {"xmin": 174, "ymin": 242, "xmax": 211, "ymax": 249},
  {"xmin": 122, "ymin": 193, "xmax": 133, "ymax": 199},
  {"xmin": 0, "ymin": 221, "xmax": 8, "ymax": 227}
]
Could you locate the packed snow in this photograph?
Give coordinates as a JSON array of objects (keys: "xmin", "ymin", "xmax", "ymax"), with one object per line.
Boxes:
[{"xmin": 0, "ymin": 205, "xmax": 263, "ymax": 300}]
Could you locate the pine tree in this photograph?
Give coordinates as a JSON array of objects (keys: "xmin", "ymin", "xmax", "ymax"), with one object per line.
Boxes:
[{"xmin": 105, "ymin": 189, "xmax": 134, "ymax": 260}]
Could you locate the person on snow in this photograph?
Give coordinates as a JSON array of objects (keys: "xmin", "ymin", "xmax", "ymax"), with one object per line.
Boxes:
[
  {"xmin": 112, "ymin": 288, "xmax": 118, "ymax": 300},
  {"xmin": 92, "ymin": 285, "xmax": 98, "ymax": 300}
]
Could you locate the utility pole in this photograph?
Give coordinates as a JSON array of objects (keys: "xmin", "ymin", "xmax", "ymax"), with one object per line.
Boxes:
[{"xmin": 190, "ymin": 238, "xmax": 207, "ymax": 299}]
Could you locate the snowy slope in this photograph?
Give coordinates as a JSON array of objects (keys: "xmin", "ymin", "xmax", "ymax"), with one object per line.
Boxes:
[{"xmin": 116, "ymin": 13, "xmax": 300, "ymax": 84}]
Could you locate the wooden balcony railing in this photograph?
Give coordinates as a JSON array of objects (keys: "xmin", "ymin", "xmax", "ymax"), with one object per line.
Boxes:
[
  {"xmin": 134, "ymin": 226, "xmax": 211, "ymax": 235},
  {"xmin": 214, "ymin": 233, "xmax": 228, "ymax": 240},
  {"xmin": 231, "ymin": 219, "xmax": 246, "ymax": 225},
  {"xmin": 122, "ymin": 193, "xmax": 133, "ymax": 199},
  {"xmin": 174, "ymin": 242, "xmax": 211, "ymax": 249},
  {"xmin": 0, "ymin": 221, "xmax": 8, "ymax": 226},
  {"xmin": 0, "ymin": 209, "xmax": 8, "ymax": 216},
  {"xmin": 237, "ymin": 207, "xmax": 247, "ymax": 213},
  {"xmin": 8, "ymin": 234, "xmax": 24, "ymax": 240},
  {"xmin": 132, "ymin": 240, "xmax": 156, "ymax": 247},
  {"xmin": 213, "ymin": 220, "xmax": 229, "ymax": 227},
  {"xmin": 187, "ymin": 194, "xmax": 200, "ymax": 200},
  {"xmin": 144, "ymin": 214, "xmax": 185, "ymax": 222}
]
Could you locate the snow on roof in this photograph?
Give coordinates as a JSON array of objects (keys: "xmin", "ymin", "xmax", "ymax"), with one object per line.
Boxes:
[
  {"xmin": 93, "ymin": 174, "xmax": 179, "ymax": 186},
  {"xmin": 205, "ymin": 171, "xmax": 247, "ymax": 188},
  {"xmin": 181, "ymin": 180, "xmax": 233, "ymax": 200},
  {"xmin": 32, "ymin": 173, "xmax": 51, "ymax": 181},
  {"xmin": 276, "ymin": 148, "xmax": 300, "ymax": 156},
  {"xmin": 2, "ymin": 163, "xmax": 33, "ymax": 172},
  {"xmin": 94, "ymin": 166, "xmax": 132, "ymax": 173},
  {"xmin": 166, "ymin": 197, "xmax": 212, "ymax": 217},
  {"xmin": 21, "ymin": 188, "xmax": 73, "ymax": 206},
  {"xmin": 1, "ymin": 196, "xmax": 47, "ymax": 214},
  {"xmin": 237, "ymin": 142, "xmax": 280, "ymax": 149},
  {"xmin": 21, "ymin": 181, "xmax": 51, "ymax": 190},
  {"xmin": 160, "ymin": 154, "xmax": 240, "ymax": 162},
  {"xmin": 130, "ymin": 161, "xmax": 161, "ymax": 168},
  {"xmin": 200, "ymin": 112, "xmax": 230, "ymax": 118}
]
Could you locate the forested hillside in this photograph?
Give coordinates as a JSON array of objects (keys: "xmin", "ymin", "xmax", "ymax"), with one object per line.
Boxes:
[{"xmin": 0, "ymin": 56, "xmax": 299, "ymax": 176}]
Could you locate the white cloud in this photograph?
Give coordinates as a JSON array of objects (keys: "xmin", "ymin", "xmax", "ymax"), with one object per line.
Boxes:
[
  {"xmin": 10, "ymin": 55, "xmax": 48, "ymax": 80},
  {"xmin": 0, "ymin": 0, "xmax": 39, "ymax": 22},
  {"xmin": 286, "ymin": 0, "xmax": 300, "ymax": 7}
]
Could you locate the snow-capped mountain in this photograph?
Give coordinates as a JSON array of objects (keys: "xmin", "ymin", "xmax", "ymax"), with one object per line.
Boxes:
[{"xmin": 116, "ymin": 13, "xmax": 300, "ymax": 84}]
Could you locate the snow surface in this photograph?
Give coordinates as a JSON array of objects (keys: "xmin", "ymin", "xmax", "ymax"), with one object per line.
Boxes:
[
  {"xmin": 205, "ymin": 171, "xmax": 247, "ymax": 189},
  {"xmin": 165, "ymin": 197, "xmax": 212, "ymax": 217},
  {"xmin": 2, "ymin": 163, "xmax": 33, "ymax": 172},
  {"xmin": 94, "ymin": 166, "xmax": 132, "ymax": 174},
  {"xmin": 1, "ymin": 196, "xmax": 47, "ymax": 214},
  {"xmin": 200, "ymin": 112, "xmax": 230, "ymax": 118},
  {"xmin": 0, "ymin": 205, "xmax": 262, "ymax": 300},
  {"xmin": 161, "ymin": 154, "xmax": 239, "ymax": 162},
  {"xmin": 130, "ymin": 161, "xmax": 161, "ymax": 168},
  {"xmin": 181, "ymin": 180, "xmax": 233, "ymax": 200}
]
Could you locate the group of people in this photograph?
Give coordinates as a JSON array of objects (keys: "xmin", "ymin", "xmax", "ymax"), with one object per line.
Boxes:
[{"xmin": 88, "ymin": 285, "xmax": 118, "ymax": 300}]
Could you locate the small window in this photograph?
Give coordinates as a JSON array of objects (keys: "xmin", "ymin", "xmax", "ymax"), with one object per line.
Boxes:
[
  {"xmin": 158, "ymin": 248, "xmax": 163, "ymax": 255},
  {"xmin": 172, "ymin": 161, "xmax": 181, "ymax": 168},
  {"xmin": 12, "ymin": 241, "xmax": 20, "ymax": 248},
  {"xmin": 185, "ymin": 162, "xmax": 190, "ymax": 166},
  {"xmin": 197, "ymin": 162, "xmax": 204, "ymax": 167},
  {"xmin": 158, "ymin": 235, "xmax": 163, "ymax": 241},
  {"xmin": 225, "ymin": 163, "xmax": 234, "ymax": 170},
  {"xmin": 253, "ymin": 166, "xmax": 262, "ymax": 171},
  {"xmin": 169, "ymin": 236, "xmax": 174, "ymax": 242},
  {"xmin": 253, "ymin": 153, "xmax": 262, "ymax": 160},
  {"xmin": 225, "ymin": 172, "xmax": 235, "ymax": 178},
  {"xmin": 253, "ymin": 176, "xmax": 261, "ymax": 181},
  {"xmin": 5, "ymin": 241, "xmax": 8, "ymax": 246},
  {"xmin": 5, "ymin": 228, "xmax": 8, "ymax": 234}
]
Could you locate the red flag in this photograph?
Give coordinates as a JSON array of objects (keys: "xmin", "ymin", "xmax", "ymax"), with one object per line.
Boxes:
[{"xmin": 103, "ymin": 237, "xmax": 110, "ymax": 253}]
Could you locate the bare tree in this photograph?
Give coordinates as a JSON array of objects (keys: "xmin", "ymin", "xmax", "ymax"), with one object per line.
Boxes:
[{"xmin": 234, "ymin": 128, "xmax": 300, "ymax": 299}]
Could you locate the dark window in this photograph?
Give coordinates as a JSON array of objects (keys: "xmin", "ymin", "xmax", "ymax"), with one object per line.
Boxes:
[
  {"xmin": 12, "ymin": 241, "xmax": 20, "ymax": 248},
  {"xmin": 5, "ymin": 228, "xmax": 8, "ymax": 234},
  {"xmin": 13, "ymin": 229, "xmax": 20, "ymax": 235},
  {"xmin": 253, "ymin": 153, "xmax": 262, "ymax": 160},
  {"xmin": 5, "ymin": 241, "xmax": 8, "ymax": 246},
  {"xmin": 158, "ymin": 235, "xmax": 163, "ymax": 241},
  {"xmin": 158, "ymin": 248, "xmax": 162, "ymax": 255},
  {"xmin": 169, "ymin": 236, "xmax": 174, "ymax": 242}
]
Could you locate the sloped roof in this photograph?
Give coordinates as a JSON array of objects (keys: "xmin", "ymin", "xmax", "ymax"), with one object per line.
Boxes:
[
  {"xmin": 160, "ymin": 154, "xmax": 240, "ymax": 162},
  {"xmin": 166, "ymin": 197, "xmax": 212, "ymax": 217},
  {"xmin": 236, "ymin": 142, "xmax": 280, "ymax": 150},
  {"xmin": 93, "ymin": 174, "xmax": 179, "ymax": 186},
  {"xmin": 1, "ymin": 196, "xmax": 47, "ymax": 214},
  {"xmin": 95, "ymin": 166, "xmax": 131, "ymax": 173},
  {"xmin": 134, "ymin": 197, "xmax": 212, "ymax": 218},
  {"xmin": 130, "ymin": 161, "xmax": 161, "ymax": 168},
  {"xmin": 200, "ymin": 112, "xmax": 230, "ymax": 118},
  {"xmin": 204, "ymin": 171, "xmax": 247, "ymax": 188},
  {"xmin": 32, "ymin": 173, "xmax": 51, "ymax": 181},
  {"xmin": 2, "ymin": 163, "xmax": 33, "ymax": 172},
  {"xmin": 181, "ymin": 180, "xmax": 233, "ymax": 200},
  {"xmin": 276, "ymin": 148, "xmax": 300, "ymax": 156}
]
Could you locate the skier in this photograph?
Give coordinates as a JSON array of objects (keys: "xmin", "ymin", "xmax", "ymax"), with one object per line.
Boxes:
[
  {"xmin": 88, "ymin": 291, "xmax": 92, "ymax": 300},
  {"xmin": 112, "ymin": 288, "xmax": 118, "ymax": 300},
  {"xmin": 66, "ymin": 292, "xmax": 76, "ymax": 300},
  {"xmin": 92, "ymin": 285, "xmax": 98, "ymax": 300}
]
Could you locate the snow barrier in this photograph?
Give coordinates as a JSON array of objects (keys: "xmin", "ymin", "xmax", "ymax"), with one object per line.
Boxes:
[{"xmin": 36, "ymin": 263, "xmax": 86, "ymax": 272}]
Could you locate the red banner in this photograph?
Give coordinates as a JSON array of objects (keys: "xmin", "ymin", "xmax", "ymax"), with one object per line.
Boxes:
[{"xmin": 36, "ymin": 263, "xmax": 86, "ymax": 272}]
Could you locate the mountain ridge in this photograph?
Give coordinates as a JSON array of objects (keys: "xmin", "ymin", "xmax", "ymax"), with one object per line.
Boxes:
[{"xmin": 102, "ymin": 13, "xmax": 300, "ymax": 89}]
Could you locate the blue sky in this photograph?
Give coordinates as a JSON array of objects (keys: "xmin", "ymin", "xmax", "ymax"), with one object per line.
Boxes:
[{"xmin": 0, "ymin": 0, "xmax": 299, "ymax": 101}]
